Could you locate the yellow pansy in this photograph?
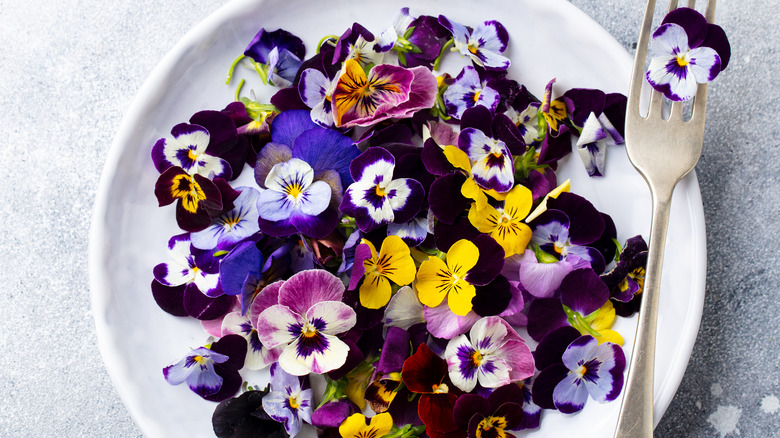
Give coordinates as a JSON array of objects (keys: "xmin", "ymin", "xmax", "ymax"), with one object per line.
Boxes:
[
  {"xmin": 339, "ymin": 412, "xmax": 393, "ymax": 438},
  {"xmin": 467, "ymin": 185, "xmax": 533, "ymax": 258},
  {"xmin": 416, "ymin": 239, "xmax": 479, "ymax": 316},
  {"xmin": 359, "ymin": 236, "xmax": 416, "ymax": 309}
]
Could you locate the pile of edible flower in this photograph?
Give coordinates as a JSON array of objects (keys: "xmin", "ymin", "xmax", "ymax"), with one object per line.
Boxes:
[{"xmin": 149, "ymin": 7, "xmax": 727, "ymax": 438}]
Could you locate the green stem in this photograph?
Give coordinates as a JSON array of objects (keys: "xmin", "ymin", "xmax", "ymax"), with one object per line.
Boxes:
[
  {"xmin": 234, "ymin": 78, "xmax": 245, "ymax": 102},
  {"xmin": 226, "ymin": 54, "xmax": 246, "ymax": 85},
  {"xmin": 432, "ymin": 38, "xmax": 454, "ymax": 71}
]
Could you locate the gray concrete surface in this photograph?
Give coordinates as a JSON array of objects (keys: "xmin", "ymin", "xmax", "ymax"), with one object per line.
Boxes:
[{"xmin": 0, "ymin": 0, "xmax": 775, "ymax": 436}]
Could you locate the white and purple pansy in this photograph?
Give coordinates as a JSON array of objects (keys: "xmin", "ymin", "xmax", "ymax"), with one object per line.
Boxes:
[
  {"xmin": 332, "ymin": 23, "xmax": 388, "ymax": 68},
  {"xmin": 153, "ymin": 233, "xmax": 222, "ymax": 298},
  {"xmin": 438, "ymin": 16, "xmax": 510, "ymax": 71},
  {"xmin": 299, "ymin": 68, "xmax": 338, "ymax": 127},
  {"xmin": 442, "ymin": 66, "xmax": 501, "ymax": 119},
  {"xmin": 191, "ymin": 186, "xmax": 260, "ymax": 251},
  {"xmin": 505, "ymin": 102, "xmax": 541, "ymax": 145},
  {"xmin": 443, "ymin": 316, "xmax": 534, "ymax": 392},
  {"xmin": 255, "ymin": 269, "xmax": 356, "ymax": 376},
  {"xmin": 262, "ymin": 362, "xmax": 314, "ymax": 437},
  {"xmin": 340, "ymin": 147, "xmax": 425, "ymax": 233},
  {"xmin": 458, "ymin": 127, "xmax": 515, "ymax": 193},
  {"xmin": 151, "ymin": 123, "xmax": 232, "ymax": 180},
  {"xmin": 163, "ymin": 346, "xmax": 228, "ymax": 398},
  {"xmin": 552, "ymin": 335, "xmax": 626, "ymax": 414},
  {"xmin": 575, "ymin": 112, "xmax": 625, "ymax": 177},
  {"xmin": 256, "ymin": 158, "xmax": 337, "ymax": 239},
  {"xmin": 243, "ymin": 27, "xmax": 306, "ymax": 87},
  {"xmin": 646, "ymin": 8, "xmax": 730, "ymax": 102}
]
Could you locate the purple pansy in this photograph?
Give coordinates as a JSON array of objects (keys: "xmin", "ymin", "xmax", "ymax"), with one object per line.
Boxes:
[
  {"xmin": 552, "ymin": 335, "xmax": 626, "ymax": 413},
  {"xmin": 298, "ymin": 68, "xmax": 338, "ymax": 127},
  {"xmin": 262, "ymin": 362, "xmax": 314, "ymax": 437},
  {"xmin": 451, "ymin": 383, "xmax": 525, "ymax": 438},
  {"xmin": 442, "ymin": 66, "xmax": 501, "ymax": 119},
  {"xmin": 255, "ymin": 269, "xmax": 357, "ymax": 375},
  {"xmin": 646, "ymin": 8, "xmax": 730, "ymax": 101},
  {"xmin": 443, "ymin": 316, "xmax": 534, "ymax": 392},
  {"xmin": 332, "ymin": 23, "xmax": 389, "ymax": 67},
  {"xmin": 190, "ymin": 186, "xmax": 260, "ymax": 251},
  {"xmin": 439, "ymin": 16, "xmax": 510, "ymax": 71},
  {"xmin": 244, "ymin": 28, "xmax": 306, "ymax": 87},
  {"xmin": 458, "ymin": 127, "xmax": 515, "ymax": 193},
  {"xmin": 340, "ymin": 147, "xmax": 425, "ymax": 232},
  {"xmin": 153, "ymin": 233, "xmax": 222, "ymax": 297},
  {"xmin": 152, "ymin": 123, "xmax": 232, "ymax": 180}
]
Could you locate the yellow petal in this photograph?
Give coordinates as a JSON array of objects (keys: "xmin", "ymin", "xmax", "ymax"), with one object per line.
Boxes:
[
  {"xmin": 361, "ymin": 238, "xmax": 379, "ymax": 260},
  {"xmin": 443, "ymin": 145, "xmax": 471, "ymax": 172},
  {"xmin": 591, "ymin": 300, "xmax": 616, "ymax": 331},
  {"xmin": 415, "ymin": 256, "xmax": 451, "ymax": 308},
  {"xmin": 492, "ymin": 221, "xmax": 532, "ymax": 258},
  {"xmin": 333, "ymin": 59, "xmax": 369, "ymax": 126},
  {"xmin": 339, "ymin": 413, "xmax": 368, "ymax": 438},
  {"xmin": 594, "ymin": 329, "xmax": 624, "ymax": 346},
  {"xmin": 461, "ymin": 177, "xmax": 488, "ymax": 211},
  {"xmin": 446, "ymin": 239, "xmax": 480, "ymax": 278},
  {"xmin": 467, "ymin": 202, "xmax": 501, "ymax": 234},
  {"xmin": 525, "ymin": 178, "xmax": 571, "ymax": 223},
  {"xmin": 359, "ymin": 274, "xmax": 392, "ymax": 309},
  {"xmin": 447, "ymin": 281, "xmax": 476, "ymax": 316},
  {"xmin": 377, "ymin": 235, "xmax": 416, "ymax": 286},
  {"xmin": 368, "ymin": 412, "xmax": 394, "ymax": 437},
  {"xmin": 504, "ymin": 185, "xmax": 534, "ymax": 221}
]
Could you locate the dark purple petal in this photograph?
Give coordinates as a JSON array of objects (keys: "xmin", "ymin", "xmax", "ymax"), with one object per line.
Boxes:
[
  {"xmin": 422, "ymin": 138, "xmax": 456, "ymax": 176},
  {"xmin": 560, "ymin": 268, "xmax": 610, "ymax": 316},
  {"xmin": 293, "ymin": 128, "xmax": 360, "ymax": 188},
  {"xmin": 257, "ymin": 216, "xmax": 298, "ymax": 238},
  {"xmin": 271, "ymin": 86, "xmax": 308, "ymax": 111},
  {"xmin": 184, "ymin": 284, "xmax": 234, "ymax": 320},
  {"xmin": 433, "ymin": 215, "xmax": 480, "ymax": 253},
  {"xmin": 590, "ymin": 213, "xmax": 618, "ymax": 265},
  {"xmin": 311, "ymin": 400, "xmax": 359, "ymax": 428},
  {"xmin": 561, "ymin": 88, "xmax": 606, "ymax": 128},
  {"xmin": 376, "ymin": 326, "xmax": 411, "ymax": 374},
  {"xmin": 662, "ymin": 7, "xmax": 708, "ymax": 49},
  {"xmin": 270, "ymin": 110, "xmax": 319, "ymax": 147},
  {"xmin": 151, "ymin": 279, "xmax": 187, "ymax": 317},
  {"xmin": 603, "ymin": 93, "xmax": 628, "ymax": 138},
  {"xmin": 466, "ymin": 234, "xmax": 505, "ymax": 286},
  {"xmin": 332, "ymin": 23, "xmax": 375, "ymax": 65},
  {"xmin": 452, "ymin": 394, "xmax": 491, "ymax": 429},
  {"xmin": 487, "ymin": 382, "xmax": 524, "ymax": 411},
  {"xmin": 536, "ymin": 125, "xmax": 572, "ymax": 165},
  {"xmin": 491, "ymin": 111, "xmax": 526, "ymax": 155},
  {"xmin": 547, "ymin": 192, "xmax": 605, "ymax": 245},
  {"xmin": 428, "ymin": 172, "xmax": 471, "ymax": 225},
  {"xmin": 527, "ymin": 298, "xmax": 568, "ymax": 342},
  {"xmin": 532, "ymin": 363, "xmax": 569, "ymax": 409},
  {"xmin": 460, "ymin": 105, "xmax": 493, "ymax": 136},
  {"xmin": 533, "ymin": 326, "xmax": 582, "ymax": 370},
  {"xmin": 190, "ymin": 110, "xmax": 239, "ymax": 157},
  {"xmin": 702, "ymin": 24, "xmax": 731, "ymax": 70},
  {"xmin": 220, "ymin": 240, "xmax": 263, "ymax": 297},
  {"xmin": 471, "ymin": 275, "xmax": 513, "ymax": 317},
  {"xmin": 326, "ymin": 339, "xmax": 364, "ymax": 381},
  {"xmin": 244, "ymin": 28, "xmax": 306, "ymax": 65},
  {"xmin": 391, "ymin": 178, "xmax": 425, "ymax": 225}
]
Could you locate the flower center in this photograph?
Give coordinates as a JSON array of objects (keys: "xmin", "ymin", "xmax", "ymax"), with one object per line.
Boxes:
[
  {"xmin": 471, "ymin": 350, "xmax": 484, "ymax": 367},
  {"xmin": 375, "ymin": 184, "xmax": 387, "ymax": 197},
  {"xmin": 171, "ymin": 173, "xmax": 207, "ymax": 213},
  {"xmin": 575, "ymin": 364, "xmax": 587, "ymax": 378},
  {"xmin": 473, "ymin": 90, "xmax": 481, "ymax": 103},
  {"xmin": 432, "ymin": 383, "xmax": 450, "ymax": 394},
  {"xmin": 476, "ymin": 416, "xmax": 508, "ymax": 438},
  {"xmin": 302, "ymin": 322, "xmax": 319, "ymax": 339},
  {"xmin": 187, "ymin": 148, "xmax": 200, "ymax": 162},
  {"xmin": 288, "ymin": 395, "xmax": 300, "ymax": 410},
  {"xmin": 676, "ymin": 54, "xmax": 689, "ymax": 67},
  {"xmin": 286, "ymin": 182, "xmax": 305, "ymax": 200}
]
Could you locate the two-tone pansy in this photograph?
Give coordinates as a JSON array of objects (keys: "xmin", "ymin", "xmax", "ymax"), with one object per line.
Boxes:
[
  {"xmin": 438, "ymin": 16, "xmax": 510, "ymax": 71},
  {"xmin": 442, "ymin": 66, "xmax": 501, "ymax": 119},
  {"xmin": 451, "ymin": 383, "xmax": 526, "ymax": 438},
  {"xmin": 646, "ymin": 7, "xmax": 730, "ymax": 101},
  {"xmin": 348, "ymin": 235, "xmax": 417, "ymax": 309},
  {"xmin": 443, "ymin": 316, "xmax": 534, "ymax": 392},
  {"xmin": 401, "ymin": 343, "xmax": 461, "ymax": 436},
  {"xmin": 190, "ymin": 186, "xmax": 260, "ymax": 251},
  {"xmin": 261, "ymin": 362, "xmax": 313, "ymax": 437},
  {"xmin": 255, "ymin": 269, "xmax": 357, "ymax": 375},
  {"xmin": 340, "ymin": 147, "xmax": 425, "ymax": 232},
  {"xmin": 152, "ymin": 123, "xmax": 232, "ymax": 180},
  {"xmin": 331, "ymin": 59, "xmax": 438, "ymax": 128},
  {"xmin": 338, "ymin": 412, "xmax": 393, "ymax": 438},
  {"xmin": 467, "ymin": 184, "xmax": 534, "ymax": 258},
  {"xmin": 332, "ymin": 23, "xmax": 389, "ymax": 68},
  {"xmin": 153, "ymin": 233, "xmax": 222, "ymax": 297},
  {"xmin": 154, "ymin": 167, "xmax": 224, "ymax": 232},
  {"xmin": 243, "ymin": 27, "xmax": 306, "ymax": 88}
]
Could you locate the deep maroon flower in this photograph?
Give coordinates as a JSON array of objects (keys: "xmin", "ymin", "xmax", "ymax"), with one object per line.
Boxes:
[{"xmin": 401, "ymin": 343, "xmax": 462, "ymax": 434}]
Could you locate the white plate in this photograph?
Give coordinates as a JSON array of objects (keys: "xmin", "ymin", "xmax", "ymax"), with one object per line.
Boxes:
[{"xmin": 89, "ymin": 0, "xmax": 707, "ymax": 436}]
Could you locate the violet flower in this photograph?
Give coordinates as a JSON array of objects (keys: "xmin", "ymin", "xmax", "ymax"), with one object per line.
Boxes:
[
  {"xmin": 262, "ymin": 363, "xmax": 313, "ymax": 437},
  {"xmin": 153, "ymin": 233, "xmax": 221, "ymax": 297},
  {"xmin": 442, "ymin": 66, "xmax": 501, "ymax": 119},
  {"xmin": 190, "ymin": 186, "xmax": 260, "ymax": 251},
  {"xmin": 151, "ymin": 123, "xmax": 232, "ymax": 180},
  {"xmin": 438, "ymin": 16, "xmax": 510, "ymax": 71}
]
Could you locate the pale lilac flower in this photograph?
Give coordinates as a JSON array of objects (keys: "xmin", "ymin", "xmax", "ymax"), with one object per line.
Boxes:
[
  {"xmin": 262, "ymin": 363, "xmax": 313, "ymax": 436},
  {"xmin": 442, "ymin": 66, "xmax": 501, "ymax": 119},
  {"xmin": 163, "ymin": 346, "xmax": 228, "ymax": 398},
  {"xmin": 439, "ymin": 16, "xmax": 510, "ymax": 70},
  {"xmin": 191, "ymin": 186, "xmax": 260, "ymax": 251}
]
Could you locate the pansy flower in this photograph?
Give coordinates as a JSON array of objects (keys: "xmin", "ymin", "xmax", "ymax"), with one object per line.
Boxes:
[
  {"xmin": 244, "ymin": 27, "xmax": 306, "ymax": 87},
  {"xmin": 467, "ymin": 184, "xmax": 533, "ymax": 258},
  {"xmin": 415, "ymin": 237, "xmax": 504, "ymax": 316},
  {"xmin": 299, "ymin": 68, "xmax": 339, "ymax": 127},
  {"xmin": 332, "ymin": 59, "xmax": 438, "ymax": 128},
  {"xmin": 332, "ymin": 23, "xmax": 388, "ymax": 68},
  {"xmin": 451, "ymin": 383, "xmax": 526, "ymax": 438},
  {"xmin": 442, "ymin": 66, "xmax": 501, "ymax": 119},
  {"xmin": 162, "ymin": 334, "xmax": 246, "ymax": 402},
  {"xmin": 338, "ymin": 412, "xmax": 393, "ymax": 438},
  {"xmin": 602, "ymin": 235, "xmax": 648, "ymax": 317},
  {"xmin": 151, "ymin": 123, "xmax": 232, "ymax": 180},
  {"xmin": 384, "ymin": 10, "xmax": 450, "ymax": 69},
  {"xmin": 262, "ymin": 362, "xmax": 313, "ymax": 437},
  {"xmin": 256, "ymin": 158, "xmax": 337, "ymax": 239},
  {"xmin": 444, "ymin": 316, "xmax": 534, "ymax": 392},
  {"xmin": 348, "ymin": 235, "xmax": 417, "ymax": 309},
  {"xmin": 552, "ymin": 335, "xmax": 626, "ymax": 413},
  {"xmin": 401, "ymin": 343, "xmax": 461, "ymax": 435},
  {"xmin": 438, "ymin": 16, "xmax": 510, "ymax": 71},
  {"xmin": 459, "ymin": 127, "xmax": 514, "ymax": 193},
  {"xmin": 153, "ymin": 233, "xmax": 221, "ymax": 297},
  {"xmin": 190, "ymin": 186, "xmax": 260, "ymax": 251},
  {"xmin": 340, "ymin": 147, "xmax": 425, "ymax": 232},
  {"xmin": 154, "ymin": 166, "xmax": 223, "ymax": 232},
  {"xmin": 255, "ymin": 269, "xmax": 357, "ymax": 375},
  {"xmin": 646, "ymin": 7, "xmax": 730, "ymax": 101}
]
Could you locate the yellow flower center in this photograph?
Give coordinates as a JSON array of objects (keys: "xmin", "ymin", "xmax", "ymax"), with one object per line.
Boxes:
[
  {"xmin": 676, "ymin": 54, "xmax": 689, "ymax": 67},
  {"xmin": 575, "ymin": 365, "xmax": 587, "ymax": 378},
  {"xmin": 471, "ymin": 350, "xmax": 484, "ymax": 367},
  {"xmin": 286, "ymin": 182, "xmax": 304, "ymax": 200},
  {"xmin": 375, "ymin": 184, "xmax": 387, "ymax": 197},
  {"xmin": 288, "ymin": 396, "xmax": 300, "ymax": 410},
  {"xmin": 473, "ymin": 90, "xmax": 481, "ymax": 103},
  {"xmin": 476, "ymin": 416, "xmax": 508, "ymax": 438},
  {"xmin": 432, "ymin": 383, "xmax": 450, "ymax": 394},
  {"xmin": 187, "ymin": 149, "xmax": 199, "ymax": 162},
  {"xmin": 171, "ymin": 173, "xmax": 207, "ymax": 213},
  {"xmin": 302, "ymin": 323, "xmax": 318, "ymax": 339}
]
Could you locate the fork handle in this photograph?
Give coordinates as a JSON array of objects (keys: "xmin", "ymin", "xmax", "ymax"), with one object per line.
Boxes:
[{"xmin": 613, "ymin": 184, "xmax": 675, "ymax": 438}]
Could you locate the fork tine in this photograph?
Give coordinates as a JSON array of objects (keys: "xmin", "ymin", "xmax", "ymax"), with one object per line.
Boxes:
[
  {"xmin": 646, "ymin": 89, "xmax": 665, "ymax": 120},
  {"xmin": 691, "ymin": 0, "xmax": 716, "ymax": 121},
  {"xmin": 627, "ymin": 0, "xmax": 656, "ymax": 116}
]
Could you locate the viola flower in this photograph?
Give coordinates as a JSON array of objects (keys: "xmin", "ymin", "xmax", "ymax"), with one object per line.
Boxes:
[
  {"xmin": 151, "ymin": 123, "xmax": 232, "ymax": 180},
  {"xmin": 212, "ymin": 388, "xmax": 289, "ymax": 438},
  {"xmin": 505, "ymin": 102, "xmax": 541, "ymax": 145},
  {"xmin": 340, "ymin": 147, "xmax": 425, "ymax": 232},
  {"xmin": 154, "ymin": 166, "xmax": 223, "ymax": 232},
  {"xmin": 332, "ymin": 59, "xmax": 438, "ymax": 128},
  {"xmin": 387, "ymin": 215, "xmax": 430, "ymax": 247},
  {"xmin": 443, "ymin": 316, "xmax": 534, "ymax": 392},
  {"xmin": 416, "ymin": 237, "xmax": 504, "ymax": 316},
  {"xmin": 646, "ymin": 7, "xmax": 730, "ymax": 101},
  {"xmin": 552, "ymin": 335, "xmax": 626, "ymax": 413},
  {"xmin": 299, "ymin": 68, "xmax": 338, "ymax": 127},
  {"xmin": 255, "ymin": 269, "xmax": 357, "ymax": 375},
  {"xmin": 338, "ymin": 412, "xmax": 393, "ymax": 438},
  {"xmin": 348, "ymin": 235, "xmax": 417, "ymax": 309},
  {"xmin": 383, "ymin": 285, "xmax": 426, "ymax": 331},
  {"xmin": 501, "ymin": 249, "xmax": 590, "ymax": 299},
  {"xmin": 262, "ymin": 363, "xmax": 313, "ymax": 437},
  {"xmin": 458, "ymin": 127, "xmax": 515, "ymax": 194},
  {"xmin": 190, "ymin": 186, "xmax": 260, "ymax": 251},
  {"xmin": 451, "ymin": 383, "xmax": 525, "ymax": 438},
  {"xmin": 256, "ymin": 158, "xmax": 337, "ymax": 239},
  {"xmin": 332, "ymin": 23, "xmax": 388, "ymax": 68},
  {"xmin": 467, "ymin": 184, "xmax": 533, "ymax": 258},
  {"xmin": 385, "ymin": 11, "xmax": 450, "ymax": 69},
  {"xmin": 153, "ymin": 233, "xmax": 221, "ymax": 297},
  {"xmin": 163, "ymin": 334, "xmax": 246, "ymax": 401},
  {"xmin": 432, "ymin": 146, "xmax": 507, "ymax": 218},
  {"xmin": 438, "ymin": 16, "xmax": 510, "ymax": 71},
  {"xmin": 602, "ymin": 235, "xmax": 649, "ymax": 317},
  {"xmin": 442, "ymin": 66, "xmax": 501, "ymax": 119},
  {"xmin": 244, "ymin": 28, "xmax": 306, "ymax": 87},
  {"xmin": 401, "ymin": 343, "xmax": 461, "ymax": 435}
]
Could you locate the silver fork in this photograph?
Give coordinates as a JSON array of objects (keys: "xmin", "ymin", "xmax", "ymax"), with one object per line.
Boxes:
[{"xmin": 613, "ymin": 0, "xmax": 716, "ymax": 437}]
